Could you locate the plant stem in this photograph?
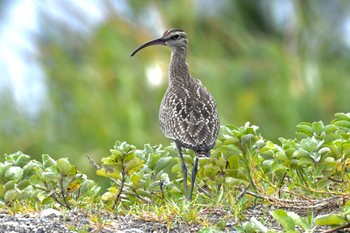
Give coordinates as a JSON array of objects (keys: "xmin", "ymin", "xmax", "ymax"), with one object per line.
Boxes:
[
  {"xmin": 59, "ymin": 176, "xmax": 71, "ymax": 210},
  {"xmin": 322, "ymin": 223, "xmax": 350, "ymax": 233},
  {"xmin": 113, "ymin": 162, "xmax": 126, "ymax": 209}
]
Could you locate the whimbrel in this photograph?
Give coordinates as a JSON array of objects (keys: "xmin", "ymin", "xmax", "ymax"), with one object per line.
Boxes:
[{"xmin": 131, "ymin": 29, "xmax": 220, "ymax": 200}]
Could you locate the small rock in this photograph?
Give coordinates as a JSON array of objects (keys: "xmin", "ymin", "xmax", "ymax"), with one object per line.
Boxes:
[
  {"xmin": 40, "ymin": 208, "xmax": 62, "ymax": 218},
  {"xmin": 124, "ymin": 228, "xmax": 144, "ymax": 233}
]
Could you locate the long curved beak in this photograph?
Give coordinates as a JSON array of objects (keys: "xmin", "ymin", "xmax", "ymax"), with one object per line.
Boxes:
[{"xmin": 131, "ymin": 37, "xmax": 166, "ymax": 57}]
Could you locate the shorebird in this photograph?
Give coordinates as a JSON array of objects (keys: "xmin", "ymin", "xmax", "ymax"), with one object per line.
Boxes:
[{"xmin": 131, "ymin": 29, "xmax": 220, "ymax": 200}]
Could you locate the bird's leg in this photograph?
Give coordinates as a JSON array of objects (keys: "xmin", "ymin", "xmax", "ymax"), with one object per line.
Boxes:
[
  {"xmin": 176, "ymin": 144, "xmax": 188, "ymax": 200},
  {"xmin": 189, "ymin": 157, "xmax": 199, "ymax": 201}
]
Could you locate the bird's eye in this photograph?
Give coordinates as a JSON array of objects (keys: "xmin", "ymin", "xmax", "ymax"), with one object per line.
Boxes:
[{"xmin": 172, "ymin": 34, "xmax": 181, "ymax": 40}]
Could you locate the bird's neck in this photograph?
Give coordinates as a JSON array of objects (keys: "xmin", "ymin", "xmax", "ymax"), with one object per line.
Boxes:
[{"xmin": 169, "ymin": 47, "xmax": 191, "ymax": 84}]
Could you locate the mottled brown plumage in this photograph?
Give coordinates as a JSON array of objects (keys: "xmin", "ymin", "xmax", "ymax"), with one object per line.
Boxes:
[{"xmin": 131, "ymin": 29, "xmax": 220, "ymax": 200}]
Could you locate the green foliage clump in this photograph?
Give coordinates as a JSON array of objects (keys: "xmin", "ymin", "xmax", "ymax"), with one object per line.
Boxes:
[
  {"xmin": 0, "ymin": 152, "xmax": 100, "ymax": 209},
  {"xmin": 91, "ymin": 141, "xmax": 182, "ymax": 208},
  {"xmin": 91, "ymin": 113, "xmax": 350, "ymax": 231},
  {"xmin": 264, "ymin": 112, "xmax": 350, "ymax": 197}
]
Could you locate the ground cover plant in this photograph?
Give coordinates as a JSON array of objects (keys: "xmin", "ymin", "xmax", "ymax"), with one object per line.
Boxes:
[{"xmin": 1, "ymin": 113, "xmax": 350, "ymax": 232}]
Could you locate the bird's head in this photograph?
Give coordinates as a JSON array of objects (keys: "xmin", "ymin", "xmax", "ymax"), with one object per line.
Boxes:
[{"xmin": 131, "ymin": 29, "xmax": 188, "ymax": 56}]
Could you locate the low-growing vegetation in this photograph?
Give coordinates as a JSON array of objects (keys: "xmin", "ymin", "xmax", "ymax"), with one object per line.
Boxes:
[{"xmin": 1, "ymin": 113, "xmax": 350, "ymax": 232}]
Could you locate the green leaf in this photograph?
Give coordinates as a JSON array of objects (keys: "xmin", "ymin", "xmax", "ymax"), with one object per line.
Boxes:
[
  {"xmin": 270, "ymin": 161, "xmax": 287, "ymax": 173},
  {"xmin": 312, "ymin": 121, "xmax": 324, "ymax": 136},
  {"xmin": 29, "ymin": 175, "xmax": 45, "ymax": 188},
  {"xmin": 183, "ymin": 154, "xmax": 192, "ymax": 163},
  {"xmin": 287, "ymin": 211, "xmax": 311, "ymax": 231},
  {"xmin": 197, "ymin": 227, "xmax": 222, "ymax": 233},
  {"xmin": 147, "ymin": 153, "xmax": 162, "ymax": 170},
  {"xmin": 292, "ymin": 149, "xmax": 309, "ymax": 159},
  {"xmin": 333, "ymin": 120, "xmax": 350, "ymax": 129},
  {"xmin": 323, "ymin": 157, "xmax": 336, "ymax": 168},
  {"xmin": 19, "ymin": 185, "xmax": 34, "ymax": 199},
  {"xmin": 96, "ymin": 166, "xmax": 121, "ymax": 179},
  {"xmin": 202, "ymin": 164, "xmax": 220, "ymax": 179},
  {"xmin": 262, "ymin": 159, "xmax": 273, "ymax": 168},
  {"xmin": 309, "ymin": 152, "xmax": 321, "ymax": 163},
  {"xmin": 296, "ymin": 122, "xmax": 314, "ymax": 136},
  {"xmin": 134, "ymin": 149, "xmax": 145, "ymax": 160},
  {"xmin": 275, "ymin": 151, "xmax": 288, "ymax": 161},
  {"xmin": 169, "ymin": 186, "xmax": 182, "ymax": 194},
  {"xmin": 118, "ymin": 141, "xmax": 134, "ymax": 153},
  {"xmin": 249, "ymin": 217, "xmax": 269, "ymax": 233},
  {"xmin": 215, "ymin": 144, "xmax": 241, "ymax": 156},
  {"xmin": 42, "ymin": 154, "xmax": 56, "ymax": 168},
  {"xmin": 130, "ymin": 173, "xmax": 141, "ymax": 186},
  {"xmin": 57, "ymin": 158, "xmax": 73, "ymax": 175},
  {"xmin": 314, "ymin": 213, "xmax": 346, "ymax": 226},
  {"xmin": 14, "ymin": 153, "xmax": 31, "ymax": 167},
  {"xmin": 144, "ymin": 144, "xmax": 154, "ymax": 155},
  {"xmin": 23, "ymin": 161, "xmax": 43, "ymax": 178},
  {"xmin": 17, "ymin": 180, "xmax": 30, "ymax": 190},
  {"xmin": 125, "ymin": 157, "xmax": 144, "ymax": 175},
  {"xmin": 300, "ymin": 138, "xmax": 318, "ymax": 152},
  {"xmin": 223, "ymin": 136, "xmax": 240, "ymax": 146},
  {"xmin": 101, "ymin": 191, "xmax": 116, "ymax": 202},
  {"xmin": 124, "ymin": 153, "xmax": 136, "ymax": 163},
  {"xmin": 334, "ymin": 113, "xmax": 350, "ymax": 121},
  {"xmin": 65, "ymin": 177, "xmax": 82, "ymax": 193},
  {"xmin": 4, "ymin": 166, "xmax": 23, "ymax": 182},
  {"xmin": 227, "ymin": 155, "xmax": 239, "ymax": 169},
  {"xmin": 318, "ymin": 147, "xmax": 330, "ymax": 156},
  {"xmin": 0, "ymin": 163, "xmax": 12, "ymax": 180},
  {"xmin": 36, "ymin": 192, "xmax": 50, "ymax": 203},
  {"xmin": 155, "ymin": 156, "xmax": 173, "ymax": 173},
  {"xmin": 80, "ymin": 180, "xmax": 99, "ymax": 195},
  {"xmin": 4, "ymin": 188, "xmax": 21, "ymax": 202},
  {"xmin": 316, "ymin": 179, "xmax": 332, "ymax": 188},
  {"xmin": 136, "ymin": 189, "xmax": 152, "ymax": 199},
  {"xmin": 0, "ymin": 185, "xmax": 5, "ymax": 198},
  {"xmin": 270, "ymin": 209, "xmax": 295, "ymax": 231},
  {"xmin": 240, "ymin": 134, "xmax": 257, "ymax": 147},
  {"xmin": 4, "ymin": 180, "xmax": 17, "ymax": 191},
  {"xmin": 42, "ymin": 166, "xmax": 60, "ymax": 182},
  {"xmin": 101, "ymin": 156, "xmax": 118, "ymax": 164},
  {"xmin": 215, "ymin": 175, "xmax": 224, "ymax": 185},
  {"xmin": 324, "ymin": 124, "xmax": 337, "ymax": 134},
  {"xmin": 171, "ymin": 163, "xmax": 181, "ymax": 174},
  {"xmin": 215, "ymin": 156, "xmax": 226, "ymax": 168}
]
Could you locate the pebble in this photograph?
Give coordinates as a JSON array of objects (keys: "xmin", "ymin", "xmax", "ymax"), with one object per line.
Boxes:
[
  {"xmin": 0, "ymin": 204, "xmax": 335, "ymax": 232},
  {"xmin": 40, "ymin": 208, "xmax": 62, "ymax": 218},
  {"xmin": 0, "ymin": 211, "xmax": 200, "ymax": 233}
]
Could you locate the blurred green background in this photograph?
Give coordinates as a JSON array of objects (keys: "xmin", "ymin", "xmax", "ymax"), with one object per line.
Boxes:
[{"xmin": 1, "ymin": 0, "xmax": 349, "ymax": 184}]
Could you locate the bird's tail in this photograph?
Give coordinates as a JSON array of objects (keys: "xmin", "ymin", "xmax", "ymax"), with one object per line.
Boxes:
[{"xmin": 195, "ymin": 150, "xmax": 211, "ymax": 159}]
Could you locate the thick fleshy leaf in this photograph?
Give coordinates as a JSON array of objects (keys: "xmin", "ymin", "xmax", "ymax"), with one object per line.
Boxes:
[
  {"xmin": 42, "ymin": 154, "xmax": 56, "ymax": 168},
  {"xmin": 4, "ymin": 188, "xmax": 21, "ymax": 202},
  {"xmin": 312, "ymin": 121, "xmax": 324, "ymax": 136},
  {"xmin": 96, "ymin": 166, "xmax": 121, "ymax": 179},
  {"xmin": 125, "ymin": 157, "xmax": 144, "ymax": 175},
  {"xmin": 42, "ymin": 166, "xmax": 60, "ymax": 182},
  {"xmin": 270, "ymin": 209, "xmax": 295, "ymax": 231},
  {"xmin": 29, "ymin": 175, "xmax": 45, "ymax": 188},
  {"xmin": 57, "ymin": 158, "xmax": 73, "ymax": 175},
  {"xmin": 14, "ymin": 154, "xmax": 31, "ymax": 167},
  {"xmin": 287, "ymin": 211, "xmax": 311, "ymax": 231},
  {"xmin": 314, "ymin": 213, "xmax": 346, "ymax": 226},
  {"xmin": 4, "ymin": 166, "xmax": 23, "ymax": 182}
]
